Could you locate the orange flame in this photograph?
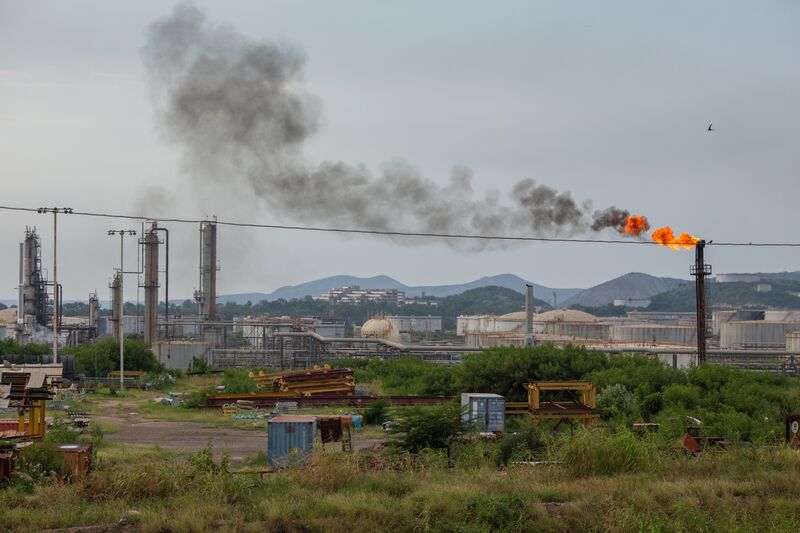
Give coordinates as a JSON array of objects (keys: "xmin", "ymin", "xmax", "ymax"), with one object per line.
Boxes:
[
  {"xmin": 622, "ymin": 215, "xmax": 650, "ymax": 237},
  {"xmin": 652, "ymin": 226, "xmax": 701, "ymax": 250}
]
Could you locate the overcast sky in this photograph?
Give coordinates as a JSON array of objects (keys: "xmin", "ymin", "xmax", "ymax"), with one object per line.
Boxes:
[{"xmin": 1, "ymin": 1, "xmax": 799, "ymax": 302}]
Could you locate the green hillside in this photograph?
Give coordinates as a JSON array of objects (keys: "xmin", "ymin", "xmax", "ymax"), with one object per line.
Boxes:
[{"xmin": 648, "ymin": 280, "xmax": 800, "ymax": 311}]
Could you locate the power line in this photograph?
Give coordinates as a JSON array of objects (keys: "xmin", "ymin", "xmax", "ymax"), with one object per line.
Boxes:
[{"xmin": 0, "ymin": 204, "xmax": 798, "ymax": 247}]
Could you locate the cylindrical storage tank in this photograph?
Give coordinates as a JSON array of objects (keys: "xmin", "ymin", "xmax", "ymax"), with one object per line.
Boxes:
[
  {"xmin": 720, "ymin": 321, "xmax": 795, "ymax": 350},
  {"xmin": 153, "ymin": 341, "xmax": 210, "ymax": 370},
  {"xmin": 765, "ymin": 310, "xmax": 800, "ymax": 322},
  {"xmin": 786, "ymin": 331, "xmax": 800, "ymax": 353},
  {"xmin": 712, "ymin": 310, "xmax": 736, "ymax": 336},
  {"xmin": 461, "ymin": 393, "xmax": 505, "ymax": 432},
  {"xmin": 609, "ymin": 325, "xmax": 697, "ymax": 346},
  {"xmin": 267, "ymin": 415, "xmax": 317, "ymax": 469}
]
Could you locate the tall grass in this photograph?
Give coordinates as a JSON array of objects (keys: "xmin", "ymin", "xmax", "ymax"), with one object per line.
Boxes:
[{"xmin": 548, "ymin": 427, "xmax": 662, "ymax": 477}]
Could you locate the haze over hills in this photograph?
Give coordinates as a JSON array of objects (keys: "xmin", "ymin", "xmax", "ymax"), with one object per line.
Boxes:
[
  {"xmin": 561, "ymin": 272, "xmax": 690, "ymax": 308},
  {"xmin": 218, "ymin": 274, "xmax": 582, "ymax": 305}
]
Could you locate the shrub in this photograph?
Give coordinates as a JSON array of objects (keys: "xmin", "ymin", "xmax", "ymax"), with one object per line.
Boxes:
[
  {"xmin": 363, "ymin": 398, "xmax": 390, "ymax": 425},
  {"xmin": 390, "ymin": 403, "xmax": 463, "ymax": 453},
  {"xmin": 597, "ymin": 384, "xmax": 638, "ymax": 420},
  {"xmin": 71, "ymin": 338, "xmax": 162, "ymax": 377},
  {"xmin": 639, "ymin": 392, "xmax": 664, "ymax": 420},
  {"xmin": 16, "ymin": 442, "xmax": 67, "ymax": 482},
  {"xmin": 220, "ymin": 369, "xmax": 258, "ymax": 393}
]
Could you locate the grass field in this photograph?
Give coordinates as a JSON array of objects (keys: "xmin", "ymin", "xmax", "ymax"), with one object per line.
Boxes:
[
  {"xmin": 3, "ymin": 434, "xmax": 800, "ymax": 532},
  {"xmin": 5, "ymin": 357, "xmax": 800, "ymax": 532}
]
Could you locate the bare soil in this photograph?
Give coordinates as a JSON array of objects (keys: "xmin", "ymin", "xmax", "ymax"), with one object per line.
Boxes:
[{"xmin": 91, "ymin": 397, "xmax": 383, "ymax": 462}]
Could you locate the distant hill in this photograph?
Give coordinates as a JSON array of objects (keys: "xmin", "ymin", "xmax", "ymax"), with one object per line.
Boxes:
[
  {"xmin": 562, "ymin": 272, "xmax": 690, "ymax": 308},
  {"xmin": 218, "ymin": 273, "xmax": 582, "ymax": 304},
  {"xmin": 648, "ymin": 279, "xmax": 800, "ymax": 311}
]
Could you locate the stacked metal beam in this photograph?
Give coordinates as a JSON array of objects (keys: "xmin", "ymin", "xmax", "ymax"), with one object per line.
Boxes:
[{"xmin": 249, "ymin": 366, "xmax": 355, "ymax": 397}]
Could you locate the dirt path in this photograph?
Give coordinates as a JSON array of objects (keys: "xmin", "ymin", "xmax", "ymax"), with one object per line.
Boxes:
[
  {"xmin": 105, "ymin": 420, "xmax": 266, "ymax": 462},
  {"xmin": 92, "ymin": 397, "xmax": 383, "ymax": 462}
]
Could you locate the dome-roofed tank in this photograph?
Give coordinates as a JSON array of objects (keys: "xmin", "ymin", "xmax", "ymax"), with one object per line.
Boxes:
[
  {"xmin": 534, "ymin": 309, "xmax": 596, "ymax": 323},
  {"xmin": 361, "ymin": 317, "xmax": 401, "ymax": 342}
]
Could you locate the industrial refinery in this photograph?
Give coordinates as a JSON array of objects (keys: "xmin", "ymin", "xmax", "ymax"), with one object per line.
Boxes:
[{"xmin": 2, "ymin": 219, "xmax": 799, "ymax": 378}]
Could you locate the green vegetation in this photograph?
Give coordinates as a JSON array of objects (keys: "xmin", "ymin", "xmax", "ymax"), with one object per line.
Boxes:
[
  {"xmin": 68, "ymin": 338, "xmax": 163, "ymax": 376},
  {"xmin": 4, "ymin": 435, "xmax": 800, "ymax": 531},
  {"xmin": 389, "ymin": 404, "xmax": 464, "ymax": 453},
  {"xmin": 332, "ymin": 357, "xmax": 458, "ymax": 395},
  {"xmin": 3, "ymin": 351, "xmax": 800, "ymax": 530},
  {"xmin": 363, "ymin": 398, "xmax": 390, "ymax": 425},
  {"xmin": 0, "ymin": 338, "xmax": 51, "ymax": 357},
  {"xmin": 333, "ymin": 346, "xmax": 800, "ymax": 444},
  {"xmin": 647, "ymin": 279, "xmax": 800, "ymax": 311}
]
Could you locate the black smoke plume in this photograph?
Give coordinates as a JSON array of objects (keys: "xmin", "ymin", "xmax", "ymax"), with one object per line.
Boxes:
[{"xmin": 143, "ymin": 4, "xmax": 639, "ymax": 246}]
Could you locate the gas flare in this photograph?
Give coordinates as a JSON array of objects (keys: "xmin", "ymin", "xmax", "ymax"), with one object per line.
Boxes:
[
  {"xmin": 622, "ymin": 215, "xmax": 650, "ymax": 237},
  {"xmin": 651, "ymin": 226, "xmax": 700, "ymax": 250}
]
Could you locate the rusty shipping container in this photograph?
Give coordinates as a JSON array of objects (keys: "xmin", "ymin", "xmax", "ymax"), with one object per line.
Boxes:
[{"xmin": 55, "ymin": 443, "xmax": 93, "ymax": 480}]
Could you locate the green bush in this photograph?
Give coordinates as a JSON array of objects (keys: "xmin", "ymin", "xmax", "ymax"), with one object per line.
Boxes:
[
  {"xmin": 390, "ymin": 403, "xmax": 463, "ymax": 453},
  {"xmin": 70, "ymin": 338, "xmax": 163, "ymax": 376},
  {"xmin": 363, "ymin": 398, "xmax": 390, "ymax": 425},
  {"xmin": 597, "ymin": 384, "xmax": 638, "ymax": 420},
  {"xmin": 639, "ymin": 392, "xmax": 664, "ymax": 420},
  {"xmin": 220, "ymin": 369, "xmax": 258, "ymax": 393},
  {"xmin": 15, "ymin": 442, "xmax": 68, "ymax": 482}
]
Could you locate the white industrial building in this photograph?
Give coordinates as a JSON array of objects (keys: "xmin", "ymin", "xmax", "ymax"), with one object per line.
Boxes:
[{"xmin": 385, "ymin": 315, "xmax": 442, "ymax": 333}]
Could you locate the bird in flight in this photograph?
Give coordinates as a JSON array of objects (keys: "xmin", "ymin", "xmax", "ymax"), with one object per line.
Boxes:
[{"xmin": 707, "ymin": 123, "xmax": 714, "ymax": 132}]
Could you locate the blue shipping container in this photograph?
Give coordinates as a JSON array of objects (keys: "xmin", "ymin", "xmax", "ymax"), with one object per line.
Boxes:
[{"xmin": 267, "ymin": 415, "xmax": 318, "ymax": 468}]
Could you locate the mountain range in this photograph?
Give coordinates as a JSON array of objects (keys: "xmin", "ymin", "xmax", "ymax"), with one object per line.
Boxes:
[
  {"xmin": 218, "ymin": 274, "xmax": 583, "ymax": 305},
  {"xmin": 560, "ymin": 272, "xmax": 691, "ymax": 308}
]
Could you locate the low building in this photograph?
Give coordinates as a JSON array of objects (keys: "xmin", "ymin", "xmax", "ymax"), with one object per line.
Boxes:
[{"xmin": 316, "ymin": 285, "xmax": 405, "ymax": 305}]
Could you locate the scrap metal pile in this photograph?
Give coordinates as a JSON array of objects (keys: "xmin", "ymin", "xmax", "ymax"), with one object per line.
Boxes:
[{"xmin": 249, "ymin": 366, "xmax": 356, "ymax": 397}]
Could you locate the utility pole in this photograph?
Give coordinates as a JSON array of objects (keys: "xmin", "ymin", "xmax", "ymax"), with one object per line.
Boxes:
[
  {"xmin": 108, "ymin": 229, "xmax": 136, "ymax": 390},
  {"xmin": 38, "ymin": 207, "xmax": 72, "ymax": 363}
]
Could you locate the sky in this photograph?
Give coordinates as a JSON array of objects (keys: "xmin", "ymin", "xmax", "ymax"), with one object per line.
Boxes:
[{"xmin": 1, "ymin": 1, "xmax": 799, "ymax": 302}]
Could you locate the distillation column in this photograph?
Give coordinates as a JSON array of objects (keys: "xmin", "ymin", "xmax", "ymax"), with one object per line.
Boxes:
[
  {"xmin": 88, "ymin": 293, "xmax": 99, "ymax": 330},
  {"xmin": 525, "ymin": 284, "xmax": 535, "ymax": 347},
  {"xmin": 198, "ymin": 221, "xmax": 217, "ymax": 321},
  {"xmin": 142, "ymin": 223, "xmax": 160, "ymax": 345},
  {"xmin": 110, "ymin": 272, "xmax": 122, "ymax": 342}
]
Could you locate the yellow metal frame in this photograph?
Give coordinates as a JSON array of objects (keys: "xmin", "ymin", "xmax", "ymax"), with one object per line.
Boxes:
[
  {"xmin": 525, "ymin": 381, "xmax": 597, "ymax": 410},
  {"xmin": 16, "ymin": 400, "xmax": 47, "ymax": 438},
  {"xmin": 506, "ymin": 381, "xmax": 599, "ymax": 425}
]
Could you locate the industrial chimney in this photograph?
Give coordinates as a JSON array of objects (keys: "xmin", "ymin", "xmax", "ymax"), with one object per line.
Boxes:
[
  {"xmin": 110, "ymin": 272, "xmax": 122, "ymax": 342},
  {"xmin": 197, "ymin": 221, "xmax": 218, "ymax": 321},
  {"xmin": 525, "ymin": 283, "xmax": 535, "ymax": 347},
  {"xmin": 142, "ymin": 222, "xmax": 160, "ymax": 345},
  {"xmin": 88, "ymin": 292, "xmax": 99, "ymax": 329}
]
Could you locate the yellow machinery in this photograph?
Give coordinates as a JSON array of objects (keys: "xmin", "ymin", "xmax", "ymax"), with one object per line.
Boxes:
[
  {"xmin": 507, "ymin": 380, "xmax": 599, "ymax": 425},
  {"xmin": 1, "ymin": 369, "xmax": 54, "ymax": 440},
  {"xmin": 18, "ymin": 399, "xmax": 47, "ymax": 438}
]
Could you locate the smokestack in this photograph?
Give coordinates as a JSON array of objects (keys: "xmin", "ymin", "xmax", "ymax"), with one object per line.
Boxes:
[
  {"xmin": 88, "ymin": 292, "xmax": 99, "ymax": 329},
  {"xmin": 142, "ymin": 222, "xmax": 160, "ymax": 345},
  {"xmin": 198, "ymin": 221, "xmax": 217, "ymax": 321},
  {"xmin": 525, "ymin": 284, "xmax": 534, "ymax": 347},
  {"xmin": 110, "ymin": 272, "xmax": 122, "ymax": 342},
  {"xmin": 691, "ymin": 241, "xmax": 711, "ymax": 364}
]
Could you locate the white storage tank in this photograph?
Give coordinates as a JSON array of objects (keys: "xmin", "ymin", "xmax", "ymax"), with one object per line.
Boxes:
[
  {"xmin": 786, "ymin": 331, "xmax": 800, "ymax": 353},
  {"xmin": 720, "ymin": 321, "xmax": 797, "ymax": 350},
  {"xmin": 609, "ymin": 325, "xmax": 697, "ymax": 346},
  {"xmin": 461, "ymin": 393, "xmax": 505, "ymax": 432}
]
